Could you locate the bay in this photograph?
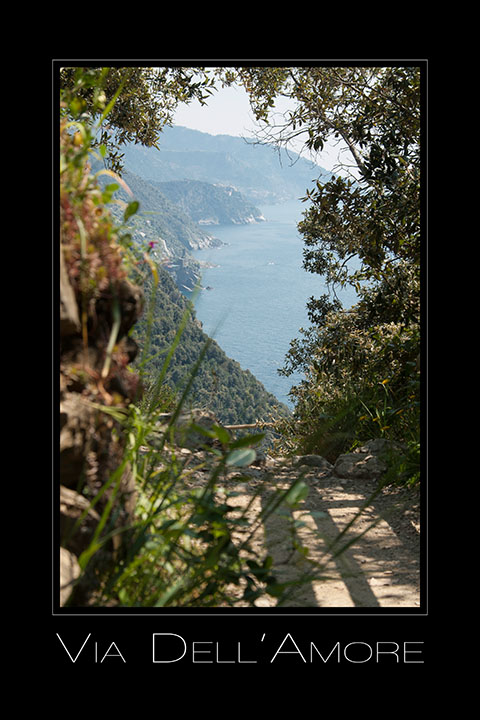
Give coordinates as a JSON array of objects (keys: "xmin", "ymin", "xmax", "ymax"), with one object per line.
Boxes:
[{"xmin": 191, "ymin": 199, "xmax": 357, "ymax": 408}]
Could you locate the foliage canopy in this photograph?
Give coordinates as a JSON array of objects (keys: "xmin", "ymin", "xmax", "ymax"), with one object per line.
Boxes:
[
  {"xmin": 60, "ymin": 66, "xmax": 215, "ymax": 172},
  {"xmin": 227, "ymin": 65, "xmax": 422, "ymax": 473}
]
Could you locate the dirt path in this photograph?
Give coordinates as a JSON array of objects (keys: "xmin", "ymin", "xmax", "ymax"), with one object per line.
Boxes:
[{"xmin": 213, "ymin": 456, "xmax": 421, "ymax": 608}]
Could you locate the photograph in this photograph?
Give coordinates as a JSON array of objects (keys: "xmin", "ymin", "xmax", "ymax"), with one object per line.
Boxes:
[{"xmin": 55, "ymin": 60, "xmax": 427, "ymax": 669}]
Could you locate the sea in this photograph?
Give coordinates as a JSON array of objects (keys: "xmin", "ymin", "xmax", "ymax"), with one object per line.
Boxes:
[{"xmin": 191, "ymin": 199, "xmax": 358, "ymax": 409}]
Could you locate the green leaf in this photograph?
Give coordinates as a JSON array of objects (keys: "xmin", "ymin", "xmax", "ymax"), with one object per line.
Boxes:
[
  {"xmin": 210, "ymin": 424, "xmax": 231, "ymax": 445},
  {"xmin": 265, "ymin": 582, "xmax": 287, "ymax": 598},
  {"xmin": 124, "ymin": 200, "xmax": 139, "ymax": 222},
  {"xmin": 118, "ymin": 588, "xmax": 130, "ymax": 605},
  {"xmin": 69, "ymin": 97, "xmax": 85, "ymax": 116},
  {"xmin": 309, "ymin": 510, "xmax": 329, "ymax": 520},
  {"xmin": 230, "ymin": 432, "xmax": 265, "ymax": 449},
  {"xmin": 226, "ymin": 448, "xmax": 256, "ymax": 467},
  {"xmin": 154, "ymin": 578, "xmax": 186, "ymax": 607},
  {"xmin": 102, "ymin": 183, "xmax": 120, "ymax": 204},
  {"xmin": 284, "ymin": 481, "xmax": 309, "ymax": 507}
]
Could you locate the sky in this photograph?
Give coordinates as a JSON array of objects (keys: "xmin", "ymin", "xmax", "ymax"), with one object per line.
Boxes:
[{"xmin": 173, "ymin": 83, "xmax": 350, "ymax": 175}]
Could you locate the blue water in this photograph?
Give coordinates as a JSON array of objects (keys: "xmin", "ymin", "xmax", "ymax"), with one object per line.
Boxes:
[{"xmin": 192, "ymin": 199, "xmax": 357, "ymax": 408}]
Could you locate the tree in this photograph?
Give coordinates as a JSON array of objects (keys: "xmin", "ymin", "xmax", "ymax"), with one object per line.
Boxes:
[
  {"xmin": 230, "ymin": 66, "xmax": 420, "ymax": 284},
  {"xmin": 60, "ymin": 66, "xmax": 216, "ymax": 172},
  {"xmin": 227, "ymin": 65, "xmax": 422, "ymax": 472}
]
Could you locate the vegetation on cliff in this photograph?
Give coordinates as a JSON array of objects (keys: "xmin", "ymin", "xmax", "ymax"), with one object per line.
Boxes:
[
  {"xmin": 133, "ymin": 265, "xmax": 288, "ymax": 425},
  {"xmin": 154, "ymin": 179, "xmax": 264, "ymax": 225}
]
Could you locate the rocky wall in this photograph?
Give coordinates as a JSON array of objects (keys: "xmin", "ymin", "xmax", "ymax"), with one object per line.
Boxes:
[{"xmin": 59, "ymin": 233, "xmax": 144, "ymax": 606}]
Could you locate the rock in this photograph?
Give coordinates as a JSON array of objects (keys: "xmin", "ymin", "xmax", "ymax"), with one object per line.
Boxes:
[
  {"xmin": 333, "ymin": 438, "xmax": 407, "ymax": 480},
  {"xmin": 334, "ymin": 451, "xmax": 387, "ymax": 480},
  {"xmin": 60, "ymin": 485, "xmax": 101, "ymax": 556},
  {"xmin": 114, "ymin": 278, "xmax": 144, "ymax": 340},
  {"xmin": 295, "ymin": 454, "xmax": 334, "ymax": 472},
  {"xmin": 59, "ymin": 393, "xmax": 95, "ymax": 489},
  {"xmin": 60, "ymin": 547, "xmax": 81, "ymax": 606},
  {"xmin": 264, "ymin": 455, "xmax": 287, "ymax": 468},
  {"xmin": 59, "ymin": 146, "xmax": 145, "ymax": 606},
  {"xmin": 354, "ymin": 438, "xmax": 405, "ymax": 456}
]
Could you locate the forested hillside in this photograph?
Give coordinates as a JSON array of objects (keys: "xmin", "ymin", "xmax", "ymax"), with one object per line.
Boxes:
[
  {"xmin": 98, "ymin": 162, "xmax": 268, "ymax": 292},
  {"xmin": 133, "ymin": 266, "xmax": 289, "ymax": 425},
  {"xmin": 121, "ymin": 125, "xmax": 332, "ymax": 204},
  {"xmin": 154, "ymin": 179, "xmax": 265, "ymax": 225}
]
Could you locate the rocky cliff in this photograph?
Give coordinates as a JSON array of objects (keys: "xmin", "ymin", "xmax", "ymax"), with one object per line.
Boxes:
[
  {"xmin": 60, "ymin": 239, "xmax": 144, "ymax": 604},
  {"xmin": 154, "ymin": 179, "xmax": 265, "ymax": 226},
  {"xmin": 59, "ymin": 120, "xmax": 146, "ymax": 605}
]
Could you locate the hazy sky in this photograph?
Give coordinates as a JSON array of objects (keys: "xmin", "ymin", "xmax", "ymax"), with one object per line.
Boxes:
[
  {"xmin": 173, "ymin": 82, "xmax": 348, "ymax": 174},
  {"xmin": 174, "ymin": 84, "xmax": 259, "ymax": 138}
]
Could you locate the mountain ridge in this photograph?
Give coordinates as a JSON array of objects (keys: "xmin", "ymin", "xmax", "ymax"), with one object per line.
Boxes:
[
  {"xmin": 132, "ymin": 265, "xmax": 290, "ymax": 425},
  {"xmin": 121, "ymin": 125, "xmax": 333, "ymax": 204},
  {"xmin": 152, "ymin": 179, "xmax": 265, "ymax": 226}
]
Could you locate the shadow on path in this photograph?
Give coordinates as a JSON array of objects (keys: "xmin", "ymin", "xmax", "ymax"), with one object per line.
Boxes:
[{"xmin": 258, "ymin": 477, "xmax": 420, "ymax": 608}]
